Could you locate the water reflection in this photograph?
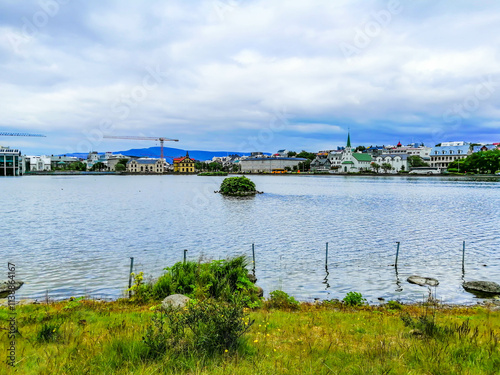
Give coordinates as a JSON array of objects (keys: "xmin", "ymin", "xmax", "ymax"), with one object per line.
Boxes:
[
  {"xmin": 394, "ymin": 267, "xmax": 403, "ymax": 293},
  {"xmin": 323, "ymin": 265, "xmax": 330, "ymax": 289}
]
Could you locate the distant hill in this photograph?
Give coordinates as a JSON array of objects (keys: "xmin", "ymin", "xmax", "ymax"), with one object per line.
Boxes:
[{"xmin": 62, "ymin": 147, "xmax": 270, "ymax": 161}]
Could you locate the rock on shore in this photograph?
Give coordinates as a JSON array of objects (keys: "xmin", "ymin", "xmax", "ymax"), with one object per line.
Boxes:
[
  {"xmin": 463, "ymin": 281, "xmax": 500, "ymax": 295},
  {"xmin": 407, "ymin": 276, "xmax": 439, "ymax": 287},
  {"xmin": 0, "ymin": 281, "xmax": 24, "ymax": 298},
  {"xmin": 161, "ymin": 294, "xmax": 191, "ymax": 310}
]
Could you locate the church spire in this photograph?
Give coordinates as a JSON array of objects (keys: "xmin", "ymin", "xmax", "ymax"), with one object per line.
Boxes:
[{"xmin": 346, "ymin": 131, "xmax": 351, "ymax": 149}]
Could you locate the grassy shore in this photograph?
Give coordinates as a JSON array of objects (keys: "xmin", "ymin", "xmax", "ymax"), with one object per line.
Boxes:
[{"xmin": 1, "ymin": 299, "xmax": 500, "ymax": 374}]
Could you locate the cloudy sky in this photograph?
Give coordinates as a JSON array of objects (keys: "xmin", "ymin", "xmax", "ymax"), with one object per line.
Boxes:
[{"xmin": 1, "ymin": 0, "xmax": 500, "ymax": 155}]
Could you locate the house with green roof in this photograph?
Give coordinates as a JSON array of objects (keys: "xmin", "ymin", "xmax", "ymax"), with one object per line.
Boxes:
[{"xmin": 338, "ymin": 132, "xmax": 373, "ymax": 173}]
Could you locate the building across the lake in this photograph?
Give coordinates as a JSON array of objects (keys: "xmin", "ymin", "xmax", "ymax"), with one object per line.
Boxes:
[
  {"xmin": 430, "ymin": 142, "xmax": 471, "ymax": 170},
  {"xmin": 337, "ymin": 132, "xmax": 372, "ymax": 173},
  {"xmin": 0, "ymin": 146, "xmax": 23, "ymax": 176},
  {"xmin": 239, "ymin": 157, "xmax": 307, "ymax": 173},
  {"xmin": 373, "ymin": 154, "xmax": 409, "ymax": 173},
  {"xmin": 173, "ymin": 152, "xmax": 195, "ymax": 173},
  {"xmin": 127, "ymin": 158, "xmax": 166, "ymax": 173},
  {"xmin": 26, "ymin": 155, "xmax": 52, "ymax": 171}
]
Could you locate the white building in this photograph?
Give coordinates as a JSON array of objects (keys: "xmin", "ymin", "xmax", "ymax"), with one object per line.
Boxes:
[
  {"xmin": 373, "ymin": 154, "xmax": 409, "ymax": 173},
  {"xmin": 239, "ymin": 157, "xmax": 306, "ymax": 172},
  {"xmin": 382, "ymin": 143, "xmax": 431, "ymax": 160},
  {"xmin": 27, "ymin": 155, "xmax": 52, "ymax": 171},
  {"xmin": 430, "ymin": 142, "xmax": 471, "ymax": 170}
]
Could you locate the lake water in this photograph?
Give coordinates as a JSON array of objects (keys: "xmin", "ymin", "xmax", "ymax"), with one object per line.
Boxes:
[{"xmin": 1, "ymin": 174, "xmax": 499, "ymax": 304}]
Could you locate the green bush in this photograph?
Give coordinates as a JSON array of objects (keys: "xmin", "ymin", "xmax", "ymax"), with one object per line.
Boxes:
[
  {"xmin": 266, "ymin": 290, "xmax": 300, "ymax": 310},
  {"xmin": 143, "ymin": 298, "xmax": 253, "ymax": 357},
  {"xmin": 152, "ymin": 256, "xmax": 260, "ymax": 306},
  {"xmin": 387, "ymin": 300, "xmax": 402, "ymax": 310},
  {"xmin": 128, "ymin": 271, "xmax": 154, "ymax": 303},
  {"xmin": 219, "ymin": 176, "xmax": 256, "ymax": 195},
  {"xmin": 343, "ymin": 291, "xmax": 366, "ymax": 306}
]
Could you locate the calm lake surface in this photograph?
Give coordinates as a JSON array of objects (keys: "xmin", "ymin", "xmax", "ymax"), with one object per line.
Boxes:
[{"xmin": 2, "ymin": 175, "xmax": 500, "ymax": 304}]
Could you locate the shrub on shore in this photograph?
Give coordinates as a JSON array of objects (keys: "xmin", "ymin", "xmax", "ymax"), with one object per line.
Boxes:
[
  {"xmin": 144, "ymin": 298, "xmax": 254, "ymax": 357},
  {"xmin": 343, "ymin": 291, "xmax": 366, "ymax": 306},
  {"xmin": 265, "ymin": 290, "xmax": 300, "ymax": 310},
  {"xmin": 129, "ymin": 256, "xmax": 260, "ymax": 307}
]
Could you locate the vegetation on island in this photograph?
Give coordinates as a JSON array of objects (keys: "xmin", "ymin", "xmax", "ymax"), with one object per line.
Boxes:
[{"xmin": 219, "ymin": 176, "xmax": 258, "ymax": 195}]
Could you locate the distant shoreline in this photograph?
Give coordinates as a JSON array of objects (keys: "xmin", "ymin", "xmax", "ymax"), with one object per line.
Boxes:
[{"xmin": 21, "ymin": 171, "xmax": 500, "ymax": 179}]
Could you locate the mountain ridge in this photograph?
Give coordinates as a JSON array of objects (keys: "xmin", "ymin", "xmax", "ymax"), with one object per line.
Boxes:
[{"xmin": 62, "ymin": 146, "xmax": 271, "ymax": 161}]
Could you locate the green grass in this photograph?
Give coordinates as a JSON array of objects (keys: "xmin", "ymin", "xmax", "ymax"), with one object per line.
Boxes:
[{"xmin": 1, "ymin": 299, "xmax": 500, "ymax": 374}]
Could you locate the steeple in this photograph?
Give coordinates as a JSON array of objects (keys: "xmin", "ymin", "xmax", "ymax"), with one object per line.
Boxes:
[
  {"xmin": 186, "ymin": 151, "xmax": 190, "ymax": 159},
  {"xmin": 346, "ymin": 131, "xmax": 351, "ymax": 149}
]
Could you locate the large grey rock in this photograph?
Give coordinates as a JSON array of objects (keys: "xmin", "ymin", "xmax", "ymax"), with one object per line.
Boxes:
[
  {"xmin": 161, "ymin": 294, "xmax": 191, "ymax": 310},
  {"xmin": 463, "ymin": 281, "xmax": 500, "ymax": 295},
  {"xmin": 0, "ymin": 281, "xmax": 23, "ymax": 298},
  {"xmin": 407, "ymin": 276, "xmax": 439, "ymax": 287}
]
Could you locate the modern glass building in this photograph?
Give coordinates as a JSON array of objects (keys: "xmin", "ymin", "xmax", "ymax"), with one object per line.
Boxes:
[{"xmin": 0, "ymin": 146, "xmax": 23, "ymax": 176}]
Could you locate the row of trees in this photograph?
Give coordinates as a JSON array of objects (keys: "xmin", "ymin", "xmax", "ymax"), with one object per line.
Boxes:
[
  {"xmin": 448, "ymin": 149, "xmax": 500, "ymax": 174},
  {"xmin": 53, "ymin": 159, "xmax": 130, "ymax": 172},
  {"xmin": 195, "ymin": 161, "xmax": 240, "ymax": 173}
]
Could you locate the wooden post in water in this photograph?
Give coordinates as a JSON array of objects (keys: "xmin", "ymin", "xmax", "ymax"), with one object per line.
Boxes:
[
  {"xmin": 325, "ymin": 242, "xmax": 329, "ymax": 267},
  {"xmin": 395, "ymin": 242, "xmax": 400, "ymax": 269},
  {"xmin": 252, "ymin": 243, "xmax": 256, "ymax": 274},
  {"xmin": 128, "ymin": 257, "xmax": 134, "ymax": 298},
  {"xmin": 462, "ymin": 241, "xmax": 466, "ymax": 273},
  {"xmin": 184, "ymin": 249, "xmax": 188, "ymax": 263}
]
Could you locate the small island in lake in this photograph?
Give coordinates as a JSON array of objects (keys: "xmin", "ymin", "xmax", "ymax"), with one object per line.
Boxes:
[{"xmin": 217, "ymin": 176, "xmax": 262, "ymax": 196}]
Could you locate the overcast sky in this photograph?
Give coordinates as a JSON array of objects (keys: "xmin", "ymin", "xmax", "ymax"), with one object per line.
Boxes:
[{"xmin": 1, "ymin": 0, "xmax": 500, "ymax": 155}]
